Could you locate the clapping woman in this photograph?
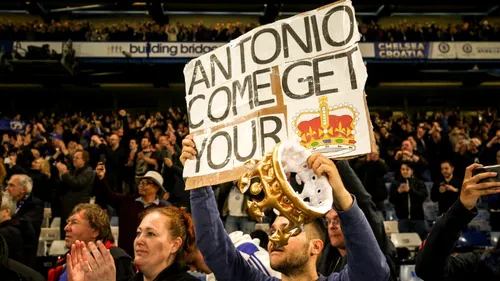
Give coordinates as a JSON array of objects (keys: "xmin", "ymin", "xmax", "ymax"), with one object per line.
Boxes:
[{"xmin": 67, "ymin": 206, "xmax": 199, "ymax": 281}]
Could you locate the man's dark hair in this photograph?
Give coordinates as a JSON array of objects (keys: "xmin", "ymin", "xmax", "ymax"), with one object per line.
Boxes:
[
  {"xmin": 306, "ymin": 218, "xmax": 327, "ymax": 243},
  {"xmin": 75, "ymin": 150, "xmax": 89, "ymax": 165},
  {"xmin": 441, "ymin": 160, "xmax": 454, "ymax": 168},
  {"xmin": 70, "ymin": 204, "xmax": 114, "ymax": 243}
]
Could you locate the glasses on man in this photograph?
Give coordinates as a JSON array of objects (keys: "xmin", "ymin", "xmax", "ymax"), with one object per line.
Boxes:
[
  {"xmin": 325, "ymin": 218, "xmax": 341, "ymax": 227},
  {"xmin": 139, "ymin": 180, "xmax": 154, "ymax": 186}
]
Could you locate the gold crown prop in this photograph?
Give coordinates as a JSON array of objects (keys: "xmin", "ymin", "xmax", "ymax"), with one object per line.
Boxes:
[{"xmin": 238, "ymin": 141, "xmax": 332, "ymax": 248}]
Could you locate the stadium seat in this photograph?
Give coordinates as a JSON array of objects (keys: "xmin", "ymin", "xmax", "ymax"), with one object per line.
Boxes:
[
  {"xmin": 43, "ymin": 208, "xmax": 52, "ymax": 218},
  {"xmin": 385, "ymin": 209, "xmax": 398, "ymax": 221},
  {"xmin": 111, "ymin": 226, "xmax": 119, "ymax": 245},
  {"xmin": 384, "ymin": 172, "xmax": 395, "ymax": 182},
  {"xmin": 467, "ymin": 220, "xmax": 492, "ymax": 232},
  {"xmin": 399, "ymin": 265, "xmax": 423, "ymax": 281},
  {"xmin": 50, "ymin": 217, "xmax": 61, "ymax": 228},
  {"xmin": 491, "ymin": 232, "xmax": 500, "ymax": 246},
  {"xmin": 457, "ymin": 231, "xmax": 490, "ymax": 247},
  {"xmin": 385, "ymin": 182, "xmax": 391, "ymax": 192},
  {"xmin": 110, "ymin": 216, "xmax": 119, "ymax": 227},
  {"xmin": 390, "ymin": 233, "xmax": 422, "ymax": 249},
  {"xmin": 40, "ymin": 228, "xmax": 60, "ymax": 241},
  {"xmin": 473, "ymin": 209, "xmax": 490, "ymax": 221},
  {"xmin": 49, "ymin": 240, "xmax": 68, "ymax": 256},
  {"xmin": 423, "ymin": 201, "xmax": 439, "ymax": 221},
  {"xmin": 37, "ymin": 240, "xmax": 47, "ymax": 257},
  {"xmin": 424, "ymin": 182, "xmax": 433, "ymax": 198},
  {"xmin": 41, "ymin": 217, "xmax": 50, "ymax": 228},
  {"xmin": 384, "ymin": 221, "xmax": 399, "ymax": 236}
]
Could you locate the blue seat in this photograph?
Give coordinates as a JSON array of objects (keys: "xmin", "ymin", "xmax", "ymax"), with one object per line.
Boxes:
[
  {"xmin": 423, "ymin": 201, "xmax": 439, "ymax": 221},
  {"xmin": 110, "ymin": 216, "xmax": 119, "ymax": 227},
  {"xmin": 490, "ymin": 232, "xmax": 500, "ymax": 246},
  {"xmin": 384, "ymin": 172, "xmax": 395, "ymax": 182},
  {"xmin": 424, "ymin": 182, "xmax": 433, "ymax": 197},
  {"xmin": 399, "ymin": 265, "xmax": 423, "ymax": 281},
  {"xmin": 457, "ymin": 231, "xmax": 490, "ymax": 247}
]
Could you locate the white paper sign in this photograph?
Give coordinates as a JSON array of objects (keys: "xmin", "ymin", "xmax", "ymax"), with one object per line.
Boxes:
[{"xmin": 183, "ymin": 0, "xmax": 371, "ymax": 188}]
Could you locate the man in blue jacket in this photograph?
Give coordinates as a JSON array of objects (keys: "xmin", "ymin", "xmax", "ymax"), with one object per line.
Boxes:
[{"xmin": 181, "ymin": 135, "xmax": 390, "ymax": 281}]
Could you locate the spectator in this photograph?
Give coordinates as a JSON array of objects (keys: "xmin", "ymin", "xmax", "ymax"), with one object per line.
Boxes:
[
  {"xmin": 431, "ymin": 161, "xmax": 462, "ymax": 214},
  {"xmin": 481, "ymin": 129, "xmax": 500, "ymax": 165},
  {"xmin": 352, "ymin": 147, "xmax": 390, "ymax": 211},
  {"xmin": 5, "ymin": 174, "xmax": 43, "ymax": 242},
  {"xmin": 0, "ymin": 192, "xmax": 37, "ymax": 268},
  {"xmin": 393, "ymin": 139, "xmax": 429, "ymax": 180},
  {"xmin": 48, "ymin": 203, "xmax": 134, "ymax": 281},
  {"xmin": 415, "ymin": 164, "xmax": 500, "ymax": 281},
  {"xmin": 123, "ymin": 138, "xmax": 138, "ymax": 194},
  {"xmin": 135, "ymin": 137, "xmax": 157, "ymax": 182},
  {"xmin": 56, "ymin": 150, "xmax": 95, "ymax": 239},
  {"xmin": 318, "ymin": 160, "xmax": 398, "ymax": 281},
  {"xmin": 94, "ymin": 164, "xmax": 171, "ymax": 257},
  {"xmin": 219, "ymin": 180, "xmax": 255, "ymax": 235},
  {"xmin": 29, "ymin": 158, "xmax": 53, "ymax": 203},
  {"xmin": 162, "ymin": 154, "xmax": 189, "ymax": 209},
  {"xmin": 427, "ymin": 129, "xmax": 453, "ymax": 181},
  {"xmin": 0, "ymin": 193, "xmax": 23, "ymax": 264},
  {"xmin": 389, "ymin": 162, "xmax": 428, "ymax": 239},
  {"xmin": 181, "ymin": 135, "xmax": 390, "ymax": 281},
  {"xmin": 67, "ymin": 206, "xmax": 200, "ymax": 281}
]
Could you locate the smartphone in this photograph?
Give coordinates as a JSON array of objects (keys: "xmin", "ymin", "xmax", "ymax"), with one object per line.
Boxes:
[
  {"xmin": 99, "ymin": 154, "xmax": 107, "ymax": 164},
  {"xmin": 472, "ymin": 164, "xmax": 500, "ymax": 184}
]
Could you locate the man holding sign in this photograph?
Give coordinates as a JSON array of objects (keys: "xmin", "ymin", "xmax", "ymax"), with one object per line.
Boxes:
[
  {"xmin": 181, "ymin": 1, "xmax": 388, "ymax": 280},
  {"xmin": 181, "ymin": 135, "xmax": 389, "ymax": 281}
]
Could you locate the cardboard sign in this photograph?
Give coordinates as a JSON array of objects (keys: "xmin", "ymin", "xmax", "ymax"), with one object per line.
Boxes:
[{"xmin": 183, "ymin": 0, "xmax": 372, "ymax": 189}]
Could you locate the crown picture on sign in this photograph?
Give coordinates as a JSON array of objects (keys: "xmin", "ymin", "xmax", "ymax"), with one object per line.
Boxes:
[{"xmin": 292, "ymin": 97, "xmax": 359, "ymax": 156}]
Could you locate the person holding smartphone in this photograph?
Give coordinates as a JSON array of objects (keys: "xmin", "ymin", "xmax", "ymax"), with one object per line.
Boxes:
[
  {"xmin": 431, "ymin": 161, "xmax": 462, "ymax": 215},
  {"xmin": 389, "ymin": 162, "xmax": 429, "ymax": 239},
  {"xmin": 416, "ymin": 164, "xmax": 500, "ymax": 281}
]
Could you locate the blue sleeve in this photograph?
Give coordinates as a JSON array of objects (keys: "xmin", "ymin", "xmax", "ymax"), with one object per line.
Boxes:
[
  {"xmin": 190, "ymin": 187, "xmax": 278, "ymax": 281},
  {"xmin": 329, "ymin": 197, "xmax": 390, "ymax": 281}
]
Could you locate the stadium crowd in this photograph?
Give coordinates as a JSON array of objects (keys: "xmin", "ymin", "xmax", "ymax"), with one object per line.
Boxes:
[
  {"xmin": 1, "ymin": 19, "xmax": 499, "ymax": 42},
  {"xmin": 0, "ymin": 105, "xmax": 498, "ymax": 281},
  {"xmin": 0, "ymin": 20, "xmax": 258, "ymax": 42}
]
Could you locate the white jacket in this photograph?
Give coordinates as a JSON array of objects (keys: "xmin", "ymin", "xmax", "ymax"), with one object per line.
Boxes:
[{"xmin": 206, "ymin": 231, "xmax": 281, "ymax": 281}]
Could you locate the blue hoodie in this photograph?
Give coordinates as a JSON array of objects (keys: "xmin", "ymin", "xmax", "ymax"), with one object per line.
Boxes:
[{"xmin": 190, "ymin": 186, "xmax": 389, "ymax": 281}]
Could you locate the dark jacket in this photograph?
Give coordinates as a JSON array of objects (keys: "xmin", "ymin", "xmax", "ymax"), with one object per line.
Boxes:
[
  {"xmin": 162, "ymin": 164, "xmax": 190, "ymax": 209},
  {"xmin": 48, "ymin": 240, "xmax": 134, "ymax": 281},
  {"xmin": 16, "ymin": 194, "xmax": 44, "ymax": 241},
  {"xmin": 28, "ymin": 170, "xmax": 52, "ymax": 203},
  {"xmin": 415, "ymin": 200, "xmax": 500, "ymax": 281},
  {"xmin": 60, "ymin": 165, "xmax": 94, "ymax": 217},
  {"xmin": 130, "ymin": 262, "xmax": 197, "ymax": 281},
  {"xmin": 0, "ymin": 219, "xmax": 23, "ymax": 263},
  {"xmin": 97, "ymin": 143, "xmax": 126, "ymax": 190},
  {"xmin": 0, "ymin": 234, "xmax": 45, "ymax": 281},
  {"xmin": 431, "ymin": 176, "xmax": 463, "ymax": 214},
  {"xmin": 8, "ymin": 259, "xmax": 45, "ymax": 281},
  {"xmin": 8, "ymin": 215, "xmax": 37, "ymax": 269},
  {"xmin": 190, "ymin": 186, "xmax": 390, "ymax": 281},
  {"xmin": 93, "ymin": 178, "xmax": 171, "ymax": 257},
  {"xmin": 318, "ymin": 160, "xmax": 398, "ymax": 281},
  {"xmin": 352, "ymin": 158, "xmax": 390, "ymax": 203},
  {"xmin": 389, "ymin": 177, "xmax": 428, "ymax": 220}
]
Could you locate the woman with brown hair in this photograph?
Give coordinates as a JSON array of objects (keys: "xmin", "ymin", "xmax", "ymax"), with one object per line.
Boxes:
[{"xmin": 67, "ymin": 206, "xmax": 199, "ymax": 281}]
